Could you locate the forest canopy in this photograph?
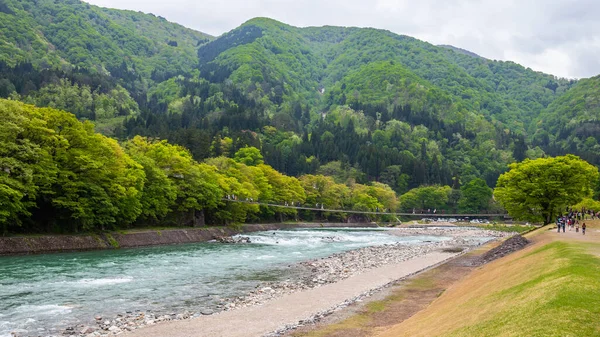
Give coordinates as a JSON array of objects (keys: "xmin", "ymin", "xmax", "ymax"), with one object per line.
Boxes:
[{"xmin": 1, "ymin": 2, "xmax": 598, "ymax": 234}]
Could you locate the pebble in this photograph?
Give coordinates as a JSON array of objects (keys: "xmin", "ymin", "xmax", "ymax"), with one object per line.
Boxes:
[{"xmin": 56, "ymin": 227, "xmax": 512, "ymax": 337}]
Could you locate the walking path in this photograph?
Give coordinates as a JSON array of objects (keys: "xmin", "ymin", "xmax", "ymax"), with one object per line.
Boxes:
[
  {"xmin": 373, "ymin": 220, "xmax": 600, "ymax": 337},
  {"xmin": 124, "ymin": 251, "xmax": 458, "ymax": 337}
]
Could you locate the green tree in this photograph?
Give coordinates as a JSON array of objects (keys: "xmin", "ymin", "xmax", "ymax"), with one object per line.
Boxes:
[
  {"xmin": 458, "ymin": 178, "xmax": 493, "ymax": 213},
  {"xmin": 233, "ymin": 146, "xmax": 264, "ymax": 166},
  {"xmin": 350, "ymin": 184, "xmax": 383, "ymax": 212},
  {"xmin": 131, "ymin": 138, "xmax": 222, "ymax": 226},
  {"xmin": 0, "ymin": 100, "xmax": 58, "ymax": 234},
  {"xmin": 47, "ymin": 119, "xmax": 145, "ymax": 232},
  {"xmin": 300, "ymin": 174, "xmax": 350, "ymax": 220},
  {"xmin": 123, "ymin": 136, "xmax": 178, "ymax": 222},
  {"xmin": 494, "ymin": 155, "xmax": 599, "ymax": 224},
  {"xmin": 380, "ymin": 165, "xmax": 409, "ymax": 195},
  {"xmin": 572, "ymin": 198, "xmax": 600, "ymax": 212},
  {"xmin": 399, "ymin": 185, "xmax": 452, "ymax": 211},
  {"xmin": 204, "ymin": 156, "xmax": 261, "ymax": 224},
  {"xmin": 258, "ymin": 164, "xmax": 306, "ymax": 220}
]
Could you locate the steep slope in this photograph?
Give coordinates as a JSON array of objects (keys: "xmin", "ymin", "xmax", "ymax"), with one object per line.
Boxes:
[
  {"xmin": 438, "ymin": 44, "xmax": 482, "ymax": 58},
  {"xmin": 319, "ymin": 28, "xmax": 573, "ymax": 132},
  {"xmin": 0, "ymin": 11, "xmax": 586, "ymax": 190},
  {"xmin": 0, "ymin": 0, "xmax": 213, "ymax": 133},
  {"xmin": 197, "ymin": 19, "xmax": 572, "ymax": 133},
  {"xmin": 128, "ymin": 19, "xmax": 539, "ymax": 187},
  {"xmin": 196, "ymin": 18, "xmax": 325, "ymax": 107},
  {"xmin": 0, "ymin": 0, "xmax": 211, "ymax": 77},
  {"xmin": 533, "ymin": 75, "xmax": 600, "ymax": 164},
  {"xmin": 439, "ymin": 47, "xmax": 575, "ymax": 128}
]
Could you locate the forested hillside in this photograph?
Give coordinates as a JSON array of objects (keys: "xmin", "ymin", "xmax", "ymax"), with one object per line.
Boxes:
[
  {"xmin": 120, "ymin": 17, "xmax": 574, "ymax": 189},
  {"xmin": 0, "ymin": 0, "xmax": 210, "ymax": 75},
  {"xmin": 533, "ymin": 76, "xmax": 600, "ymax": 165},
  {"xmin": 1, "ymin": 100, "xmax": 412, "ymax": 234},
  {"xmin": 0, "ymin": 0, "xmax": 212, "ymax": 133},
  {"xmin": 1, "ymin": 1, "xmax": 596, "ymax": 234}
]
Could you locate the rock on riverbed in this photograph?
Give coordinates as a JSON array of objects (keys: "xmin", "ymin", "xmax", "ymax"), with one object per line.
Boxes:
[
  {"xmin": 52, "ymin": 228, "xmax": 513, "ymax": 337},
  {"xmin": 221, "ymin": 230, "xmax": 510, "ymax": 310},
  {"xmin": 213, "ymin": 235, "xmax": 251, "ymax": 244}
]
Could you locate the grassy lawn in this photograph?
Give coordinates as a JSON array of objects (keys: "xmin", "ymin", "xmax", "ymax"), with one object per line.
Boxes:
[{"xmin": 378, "ymin": 239, "xmax": 600, "ymax": 337}]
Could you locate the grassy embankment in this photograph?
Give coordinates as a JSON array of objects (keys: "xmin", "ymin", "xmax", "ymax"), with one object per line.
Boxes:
[
  {"xmin": 382, "ymin": 240, "xmax": 600, "ymax": 336},
  {"xmin": 296, "ymin": 222, "xmax": 600, "ymax": 337}
]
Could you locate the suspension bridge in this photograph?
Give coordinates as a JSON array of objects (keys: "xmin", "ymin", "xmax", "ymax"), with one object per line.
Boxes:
[{"xmin": 221, "ymin": 199, "xmax": 510, "ymax": 218}]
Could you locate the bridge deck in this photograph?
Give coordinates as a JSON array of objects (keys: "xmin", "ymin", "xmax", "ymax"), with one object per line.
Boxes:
[{"xmin": 222, "ymin": 199, "xmax": 509, "ymax": 217}]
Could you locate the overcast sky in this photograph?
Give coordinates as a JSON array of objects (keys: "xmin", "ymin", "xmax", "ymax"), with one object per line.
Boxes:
[{"xmin": 85, "ymin": 0, "xmax": 600, "ymax": 79}]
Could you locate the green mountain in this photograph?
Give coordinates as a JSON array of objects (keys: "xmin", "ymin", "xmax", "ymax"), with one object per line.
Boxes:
[
  {"xmin": 533, "ymin": 76, "xmax": 600, "ymax": 164},
  {"xmin": 438, "ymin": 45, "xmax": 482, "ymax": 58},
  {"xmin": 0, "ymin": 6, "xmax": 591, "ymax": 194},
  {"xmin": 0, "ymin": 0, "xmax": 211, "ymax": 77},
  {"xmin": 195, "ymin": 18, "xmax": 573, "ymax": 132},
  {"xmin": 0, "ymin": 0, "xmax": 212, "ymax": 133}
]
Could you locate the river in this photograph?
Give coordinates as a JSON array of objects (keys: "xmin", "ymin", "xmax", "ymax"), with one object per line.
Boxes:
[{"xmin": 0, "ymin": 228, "xmax": 452, "ymax": 337}]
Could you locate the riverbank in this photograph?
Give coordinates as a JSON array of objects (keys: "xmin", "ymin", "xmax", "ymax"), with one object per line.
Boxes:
[
  {"xmin": 290, "ymin": 223, "xmax": 599, "ymax": 337},
  {"xmin": 372, "ymin": 223, "xmax": 600, "ymax": 336},
  {"xmin": 0, "ymin": 223, "xmax": 377, "ymax": 256},
  {"xmin": 49, "ymin": 228, "xmax": 513, "ymax": 337}
]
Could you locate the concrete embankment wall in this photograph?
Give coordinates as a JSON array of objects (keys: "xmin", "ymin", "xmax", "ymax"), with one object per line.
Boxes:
[{"xmin": 0, "ymin": 223, "xmax": 377, "ymax": 256}]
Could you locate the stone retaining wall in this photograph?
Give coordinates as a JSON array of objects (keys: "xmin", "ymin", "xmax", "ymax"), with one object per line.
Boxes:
[{"xmin": 0, "ymin": 223, "xmax": 377, "ymax": 256}]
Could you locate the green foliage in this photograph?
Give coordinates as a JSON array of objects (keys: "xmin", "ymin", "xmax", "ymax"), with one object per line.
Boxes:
[
  {"xmin": 126, "ymin": 137, "xmax": 222, "ymax": 214},
  {"xmin": 0, "ymin": 0, "xmax": 211, "ymax": 76},
  {"xmin": 0, "ymin": 100, "xmax": 57, "ymax": 233},
  {"xmin": 571, "ymin": 198, "xmax": 600, "ymax": 212},
  {"xmin": 316, "ymin": 161, "xmax": 365, "ymax": 184},
  {"xmin": 233, "ymin": 146, "xmax": 264, "ymax": 166},
  {"xmin": 399, "ymin": 185, "xmax": 452, "ymax": 211},
  {"xmin": 123, "ymin": 136, "xmax": 178, "ymax": 221},
  {"xmin": 300, "ymin": 174, "xmax": 350, "ymax": 210},
  {"xmin": 3, "ymin": 11, "xmax": 596, "ymax": 232},
  {"xmin": 494, "ymin": 155, "xmax": 599, "ymax": 224},
  {"xmin": 202, "ymin": 18, "xmax": 324, "ymax": 107},
  {"xmin": 2, "ymin": 100, "xmax": 416, "ymax": 233},
  {"xmin": 0, "ymin": 99, "xmax": 145, "ymax": 233},
  {"xmin": 21, "ymin": 79, "xmax": 139, "ymax": 121},
  {"xmin": 439, "ymin": 46, "xmax": 575, "ymax": 129},
  {"xmin": 533, "ymin": 75, "xmax": 600, "ymax": 165},
  {"xmin": 104, "ymin": 233, "xmax": 120, "ymax": 248},
  {"xmin": 458, "ymin": 178, "xmax": 493, "ymax": 213},
  {"xmin": 0, "ymin": 11, "xmax": 581, "ymax": 197},
  {"xmin": 379, "ymin": 165, "xmax": 409, "ymax": 195}
]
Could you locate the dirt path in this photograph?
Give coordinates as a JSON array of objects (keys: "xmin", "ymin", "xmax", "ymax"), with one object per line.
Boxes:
[
  {"xmin": 123, "ymin": 251, "xmax": 457, "ymax": 337},
  {"xmin": 288, "ymin": 240, "xmax": 502, "ymax": 337},
  {"xmin": 369, "ymin": 221, "xmax": 600, "ymax": 337},
  {"xmin": 288, "ymin": 222, "xmax": 600, "ymax": 337}
]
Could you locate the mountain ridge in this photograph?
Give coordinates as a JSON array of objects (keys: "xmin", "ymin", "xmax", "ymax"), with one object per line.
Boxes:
[{"xmin": 0, "ymin": 3, "xmax": 595, "ymax": 194}]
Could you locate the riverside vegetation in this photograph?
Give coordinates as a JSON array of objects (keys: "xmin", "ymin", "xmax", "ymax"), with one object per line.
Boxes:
[
  {"xmin": 5, "ymin": 99, "xmax": 594, "ymax": 236},
  {"xmin": 1, "ymin": 0, "xmax": 600, "ymax": 235}
]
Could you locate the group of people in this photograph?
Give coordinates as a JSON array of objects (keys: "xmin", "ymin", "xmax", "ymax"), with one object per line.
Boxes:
[
  {"xmin": 556, "ymin": 213, "xmax": 587, "ymax": 235},
  {"xmin": 565, "ymin": 208, "xmax": 599, "ymax": 220}
]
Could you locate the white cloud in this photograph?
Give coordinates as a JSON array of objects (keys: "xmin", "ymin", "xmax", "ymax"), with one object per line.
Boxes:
[{"xmin": 84, "ymin": 0, "xmax": 600, "ymax": 78}]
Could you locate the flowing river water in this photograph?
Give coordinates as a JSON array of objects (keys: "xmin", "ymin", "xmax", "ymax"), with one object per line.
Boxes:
[{"xmin": 0, "ymin": 228, "xmax": 457, "ymax": 337}]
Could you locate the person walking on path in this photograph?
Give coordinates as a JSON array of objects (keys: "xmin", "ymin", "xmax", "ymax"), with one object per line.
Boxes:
[
  {"xmin": 582, "ymin": 223, "xmax": 587, "ymax": 235},
  {"xmin": 576, "ymin": 222, "xmax": 580, "ymax": 233},
  {"xmin": 557, "ymin": 220, "xmax": 562, "ymax": 233}
]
